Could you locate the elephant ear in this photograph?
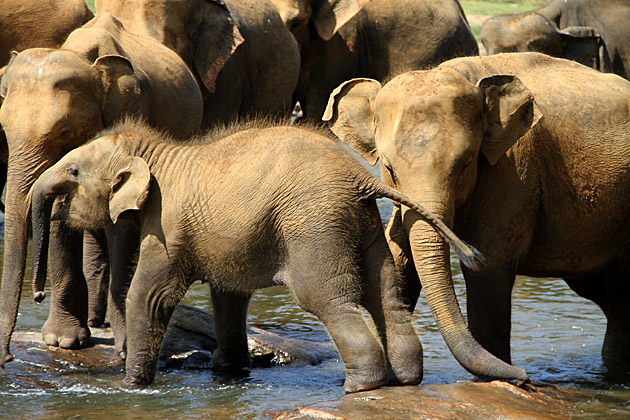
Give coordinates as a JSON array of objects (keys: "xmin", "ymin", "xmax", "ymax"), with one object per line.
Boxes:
[
  {"xmin": 194, "ymin": 0, "xmax": 245, "ymax": 93},
  {"xmin": 312, "ymin": 0, "xmax": 370, "ymax": 41},
  {"xmin": 559, "ymin": 26, "xmax": 611, "ymax": 73},
  {"xmin": 323, "ymin": 77, "xmax": 381, "ymax": 165},
  {"xmin": 477, "ymin": 75, "xmax": 542, "ymax": 165},
  {"xmin": 109, "ymin": 157, "xmax": 151, "ymax": 224},
  {"xmin": 94, "ymin": 55, "xmax": 144, "ymax": 127}
]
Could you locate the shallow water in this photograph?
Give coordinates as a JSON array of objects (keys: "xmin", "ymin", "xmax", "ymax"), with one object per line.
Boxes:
[{"xmin": 1, "ymin": 159, "xmax": 629, "ymax": 419}]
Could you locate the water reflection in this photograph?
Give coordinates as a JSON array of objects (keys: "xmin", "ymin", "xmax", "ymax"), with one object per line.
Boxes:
[{"xmin": 1, "ymin": 157, "xmax": 629, "ymax": 419}]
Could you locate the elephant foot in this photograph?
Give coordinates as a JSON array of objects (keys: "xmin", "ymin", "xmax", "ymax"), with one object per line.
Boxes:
[
  {"xmin": 87, "ymin": 316, "xmax": 106, "ymax": 328},
  {"xmin": 0, "ymin": 351, "xmax": 14, "ymax": 368},
  {"xmin": 211, "ymin": 348, "xmax": 251, "ymax": 373},
  {"xmin": 343, "ymin": 366, "xmax": 387, "ymax": 393},
  {"xmin": 386, "ymin": 334, "xmax": 423, "ymax": 386},
  {"xmin": 41, "ymin": 319, "xmax": 90, "ymax": 349}
]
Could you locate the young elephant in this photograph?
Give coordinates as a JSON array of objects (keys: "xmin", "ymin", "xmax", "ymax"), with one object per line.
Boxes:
[
  {"xmin": 30, "ymin": 121, "xmax": 482, "ymax": 392},
  {"xmin": 324, "ymin": 52, "xmax": 630, "ymax": 383}
]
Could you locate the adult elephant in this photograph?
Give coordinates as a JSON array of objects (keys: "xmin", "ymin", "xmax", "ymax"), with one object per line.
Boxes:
[
  {"xmin": 0, "ymin": 0, "xmax": 94, "ymax": 211},
  {"xmin": 324, "ymin": 52, "xmax": 630, "ymax": 381},
  {"xmin": 0, "ymin": 0, "xmax": 93, "ymax": 66},
  {"xmin": 94, "ymin": 0, "xmax": 300, "ymax": 128},
  {"xmin": 480, "ymin": 0, "xmax": 630, "ymax": 79},
  {"xmin": 0, "ymin": 13, "xmax": 203, "ymax": 367},
  {"xmin": 269, "ymin": 0, "xmax": 479, "ymax": 120}
]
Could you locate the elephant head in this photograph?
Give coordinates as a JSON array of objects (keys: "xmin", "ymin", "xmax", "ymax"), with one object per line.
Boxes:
[
  {"xmin": 30, "ymin": 138, "xmax": 151, "ymax": 301},
  {"xmin": 481, "ymin": 13, "xmax": 611, "ymax": 73},
  {"xmin": 0, "ymin": 48, "xmax": 150, "ymax": 365},
  {"xmin": 323, "ymin": 67, "xmax": 540, "ymax": 384},
  {"xmin": 269, "ymin": 0, "xmax": 369, "ymax": 46},
  {"xmin": 94, "ymin": 0, "xmax": 245, "ymax": 95}
]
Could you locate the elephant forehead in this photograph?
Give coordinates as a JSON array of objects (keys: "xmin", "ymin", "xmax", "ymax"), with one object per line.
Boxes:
[{"xmin": 9, "ymin": 50, "xmax": 93, "ymax": 87}]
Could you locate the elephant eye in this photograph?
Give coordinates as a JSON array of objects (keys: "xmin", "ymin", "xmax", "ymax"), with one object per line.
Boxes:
[
  {"xmin": 382, "ymin": 159, "xmax": 397, "ymax": 184},
  {"xmin": 67, "ymin": 164, "xmax": 79, "ymax": 178}
]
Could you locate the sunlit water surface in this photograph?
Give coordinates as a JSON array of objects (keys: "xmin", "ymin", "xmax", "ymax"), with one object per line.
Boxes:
[{"xmin": 0, "ymin": 154, "xmax": 628, "ymax": 419}]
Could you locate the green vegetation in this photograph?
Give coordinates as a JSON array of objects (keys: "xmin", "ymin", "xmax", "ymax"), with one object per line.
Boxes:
[
  {"xmin": 461, "ymin": 0, "xmax": 544, "ymax": 16},
  {"xmin": 85, "ymin": 0, "xmax": 94, "ymax": 12}
]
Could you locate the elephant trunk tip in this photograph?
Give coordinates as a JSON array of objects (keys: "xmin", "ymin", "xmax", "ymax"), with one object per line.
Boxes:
[{"xmin": 33, "ymin": 291, "xmax": 46, "ymax": 304}]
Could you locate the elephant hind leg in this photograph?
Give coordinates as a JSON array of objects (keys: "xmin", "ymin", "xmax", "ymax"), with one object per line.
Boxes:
[
  {"xmin": 286, "ymin": 239, "xmax": 387, "ymax": 393},
  {"xmin": 359, "ymin": 232, "xmax": 423, "ymax": 387}
]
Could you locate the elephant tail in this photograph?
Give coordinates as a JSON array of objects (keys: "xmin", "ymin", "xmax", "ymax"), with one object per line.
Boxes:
[{"xmin": 359, "ymin": 178, "xmax": 486, "ymax": 271}]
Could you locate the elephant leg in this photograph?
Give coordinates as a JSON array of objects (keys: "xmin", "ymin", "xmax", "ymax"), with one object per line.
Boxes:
[
  {"xmin": 385, "ymin": 205, "xmax": 421, "ymax": 313},
  {"xmin": 83, "ymin": 229, "xmax": 109, "ymax": 328},
  {"xmin": 464, "ymin": 266, "xmax": 516, "ymax": 364},
  {"xmin": 287, "ymin": 239, "xmax": 387, "ymax": 393},
  {"xmin": 42, "ymin": 221, "xmax": 90, "ymax": 349},
  {"xmin": 106, "ymin": 219, "xmax": 140, "ymax": 359},
  {"xmin": 123, "ymin": 238, "xmax": 186, "ymax": 386},
  {"xmin": 210, "ymin": 288, "xmax": 252, "ymax": 372},
  {"xmin": 602, "ymin": 265, "xmax": 630, "ymax": 365},
  {"xmin": 360, "ymin": 230, "xmax": 423, "ymax": 386}
]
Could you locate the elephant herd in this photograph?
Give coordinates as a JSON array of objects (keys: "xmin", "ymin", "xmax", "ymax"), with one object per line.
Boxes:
[{"xmin": 0, "ymin": 0, "xmax": 629, "ymax": 393}]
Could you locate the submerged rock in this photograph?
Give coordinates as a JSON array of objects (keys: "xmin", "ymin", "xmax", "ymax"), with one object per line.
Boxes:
[
  {"xmin": 10, "ymin": 304, "xmax": 337, "ymax": 372},
  {"xmin": 274, "ymin": 381, "xmax": 630, "ymax": 419}
]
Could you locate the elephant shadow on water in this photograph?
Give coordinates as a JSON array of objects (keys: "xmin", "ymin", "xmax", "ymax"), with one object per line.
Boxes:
[{"xmin": 28, "ymin": 119, "xmax": 491, "ymax": 392}]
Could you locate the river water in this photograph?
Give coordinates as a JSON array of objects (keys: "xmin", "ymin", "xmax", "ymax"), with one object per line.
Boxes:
[{"xmin": 0, "ymin": 158, "xmax": 629, "ymax": 419}]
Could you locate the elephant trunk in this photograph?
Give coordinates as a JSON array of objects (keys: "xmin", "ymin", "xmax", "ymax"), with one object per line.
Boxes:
[
  {"xmin": 0, "ymin": 166, "xmax": 38, "ymax": 366},
  {"xmin": 404, "ymin": 205, "xmax": 529, "ymax": 385},
  {"xmin": 30, "ymin": 175, "xmax": 58, "ymax": 304}
]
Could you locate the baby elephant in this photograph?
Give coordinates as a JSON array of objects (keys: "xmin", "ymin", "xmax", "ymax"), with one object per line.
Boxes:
[{"xmin": 30, "ymin": 121, "xmax": 481, "ymax": 392}]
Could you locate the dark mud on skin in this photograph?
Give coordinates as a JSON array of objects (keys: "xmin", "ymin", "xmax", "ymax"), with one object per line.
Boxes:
[{"xmin": 0, "ymin": 157, "xmax": 629, "ymax": 419}]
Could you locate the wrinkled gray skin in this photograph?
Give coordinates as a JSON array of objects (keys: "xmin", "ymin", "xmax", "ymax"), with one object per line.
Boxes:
[
  {"xmin": 270, "ymin": 0, "xmax": 479, "ymax": 120},
  {"xmin": 95, "ymin": 0, "xmax": 300, "ymax": 128},
  {"xmin": 325, "ymin": 52, "xmax": 630, "ymax": 383},
  {"xmin": 0, "ymin": 13, "xmax": 203, "ymax": 367},
  {"xmin": 30, "ymin": 121, "xmax": 482, "ymax": 392},
  {"xmin": 480, "ymin": 0, "xmax": 630, "ymax": 79},
  {"xmin": 0, "ymin": 0, "xmax": 94, "ymax": 212}
]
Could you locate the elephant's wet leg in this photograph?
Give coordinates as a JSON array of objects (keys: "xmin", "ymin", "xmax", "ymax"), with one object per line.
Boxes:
[
  {"xmin": 210, "ymin": 288, "xmax": 252, "ymax": 372},
  {"xmin": 106, "ymin": 219, "xmax": 140, "ymax": 359},
  {"xmin": 360, "ymin": 224, "xmax": 423, "ymax": 386},
  {"xmin": 123, "ymin": 239, "xmax": 187, "ymax": 386},
  {"xmin": 385, "ymin": 205, "xmax": 421, "ymax": 314},
  {"xmin": 287, "ymin": 239, "xmax": 387, "ymax": 393},
  {"xmin": 602, "ymin": 265, "xmax": 630, "ymax": 365},
  {"xmin": 42, "ymin": 221, "xmax": 90, "ymax": 349},
  {"xmin": 464, "ymin": 266, "xmax": 516, "ymax": 364},
  {"xmin": 83, "ymin": 229, "xmax": 109, "ymax": 328}
]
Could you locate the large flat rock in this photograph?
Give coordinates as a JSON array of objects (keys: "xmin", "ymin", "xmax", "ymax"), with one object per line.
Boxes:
[{"xmin": 274, "ymin": 381, "xmax": 629, "ymax": 420}]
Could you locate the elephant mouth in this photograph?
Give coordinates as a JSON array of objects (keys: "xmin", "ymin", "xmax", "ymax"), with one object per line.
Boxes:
[{"xmin": 50, "ymin": 194, "xmax": 72, "ymax": 221}]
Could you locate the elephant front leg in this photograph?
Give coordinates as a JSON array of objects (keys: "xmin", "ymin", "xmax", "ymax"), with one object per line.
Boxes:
[
  {"xmin": 210, "ymin": 288, "xmax": 252, "ymax": 372},
  {"xmin": 123, "ymin": 239, "xmax": 186, "ymax": 386},
  {"xmin": 464, "ymin": 266, "xmax": 516, "ymax": 364},
  {"xmin": 360, "ymin": 230, "xmax": 423, "ymax": 387},
  {"xmin": 42, "ymin": 221, "xmax": 90, "ymax": 349},
  {"xmin": 106, "ymin": 220, "xmax": 141, "ymax": 359}
]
